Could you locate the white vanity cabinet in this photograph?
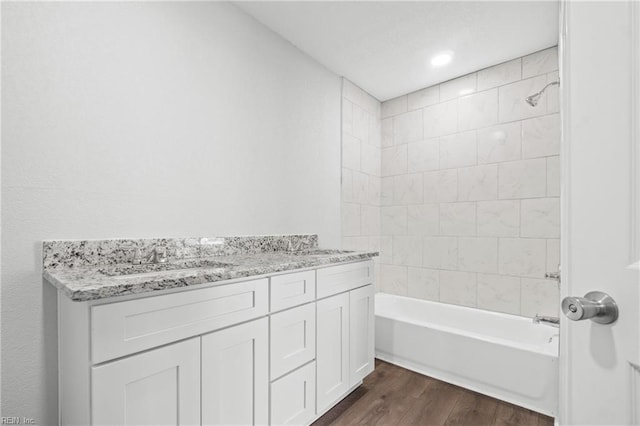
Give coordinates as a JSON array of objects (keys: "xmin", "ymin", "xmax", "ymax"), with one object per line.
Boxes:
[{"xmin": 57, "ymin": 260, "xmax": 374, "ymax": 426}]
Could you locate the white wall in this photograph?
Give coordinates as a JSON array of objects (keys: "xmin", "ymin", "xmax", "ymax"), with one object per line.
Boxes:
[
  {"xmin": 1, "ymin": 2, "xmax": 341, "ymax": 422},
  {"xmin": 379, "ymin": 47, "xmax": 560, "ymax": 317}
]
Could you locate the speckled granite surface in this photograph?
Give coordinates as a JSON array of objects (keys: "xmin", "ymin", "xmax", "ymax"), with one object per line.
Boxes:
[{"xmin": 43, "ymin": 235, "xmax": 378, "ymax": 302}]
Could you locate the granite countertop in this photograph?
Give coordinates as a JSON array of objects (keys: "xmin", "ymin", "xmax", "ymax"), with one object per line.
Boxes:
[{"xmin": 44, "ymin": 237, "xmax": 377, "ymax": 302}]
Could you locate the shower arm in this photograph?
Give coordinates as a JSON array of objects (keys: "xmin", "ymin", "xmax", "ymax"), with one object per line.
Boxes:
[{"xmin": 538, "ymin": 80, "xmax": 560, "ymax": 95}]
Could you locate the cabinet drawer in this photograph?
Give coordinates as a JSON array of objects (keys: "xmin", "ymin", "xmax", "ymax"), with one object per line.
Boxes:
[
  {"xmin": 270, "ymin": 303, "xmax": 315, "ymax": 380},
  {"xmin": 270, "ymin": 270, "xmax": 316, "ymax": 312},
  {"xmin": 92, "ymin": 279, "xmax": 268, "ymax": 363},
  {"xmin": 270, "ymin": 362, "xmax": 316, "ymax": 426},
  {"xmin": 316, "ymin": 261, "xmax": 373, "ymax": 299}
]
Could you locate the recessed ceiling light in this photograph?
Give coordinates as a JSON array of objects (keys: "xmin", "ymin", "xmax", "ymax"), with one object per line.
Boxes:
[{"xmin": 430, "ymin": 51, "xmax": 453, "ymax": 67}]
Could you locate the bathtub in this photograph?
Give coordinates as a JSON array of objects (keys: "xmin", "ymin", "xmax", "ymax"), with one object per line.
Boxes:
[{"xmin": 375, "ymin": 293, "xmax": 558, "ymax": 416}]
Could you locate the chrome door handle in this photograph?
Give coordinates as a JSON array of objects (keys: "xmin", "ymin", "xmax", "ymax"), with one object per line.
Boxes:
[{"xmin": 561, "ymin": 291, "xmax": 618, "ymax": 324}]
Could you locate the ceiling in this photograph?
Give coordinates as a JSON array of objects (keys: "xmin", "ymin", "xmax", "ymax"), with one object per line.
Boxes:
[{"xmin": 236, "ymin": 1, "xmax": 559, "ymax": 101}]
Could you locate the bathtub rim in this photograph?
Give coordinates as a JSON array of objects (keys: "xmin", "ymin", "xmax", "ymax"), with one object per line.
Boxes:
[{"xmin": 375, "ymin": 292, "xmax": 559, "ymax": 357}]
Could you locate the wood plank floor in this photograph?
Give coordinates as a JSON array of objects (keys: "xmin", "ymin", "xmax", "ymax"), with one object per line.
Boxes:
[{"xmin": 312, "ymin": 360, "xmax": 554, "ymax": 426}]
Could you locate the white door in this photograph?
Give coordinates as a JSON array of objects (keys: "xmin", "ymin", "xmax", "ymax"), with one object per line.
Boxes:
[
  {"xmin": 349, "ymin": 284, "xmax": 375, "ymax": 387},
  {"xmin": 202, "ymin": 317, "xmax": 269, "ymax": 426},
  {"xmin": 316, "ymin": 292, "xmax": 350, "ymax": 414},
  {"xmin": 560, "ymin": 1, "xmax": 640, "ymax": 424},
  {"xmin": 91, "ymin": 338, "xmax": 200, "ymax": 426}
]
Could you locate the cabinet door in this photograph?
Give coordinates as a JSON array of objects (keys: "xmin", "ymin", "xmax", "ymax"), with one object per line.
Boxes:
[
  {"xmin": 349, "ymin": 285, "xmax": 375, "ymax": 387},
  {"xmin": 92, "ymin": 338, "xmax": 200, "ymax": 426},
  {"xmin": 270, "ymin": 303, "xmax": 316, "ymax": 380},
  {"xmin": 270, "ymin": 362, "xmax": 316, "ymax": 426},
  {"xmin": 316, "ymin": 292, "xmax": 350, "ymax": 414},
  {"xmin": 202, "ymin": 317, "xmax": 268, "ymax": 426}
]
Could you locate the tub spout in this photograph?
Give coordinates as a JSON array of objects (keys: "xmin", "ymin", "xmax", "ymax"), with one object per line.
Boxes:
[{"xmin": 533, "ymin": 314, "xmax": 560, "ymax": 328}]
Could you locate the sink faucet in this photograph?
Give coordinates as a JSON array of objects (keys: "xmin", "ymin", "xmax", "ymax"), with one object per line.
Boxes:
[
  {"xmin": 145, "ymin": 246, "xmax": 168, "ymax": 264},
  {"xmin": 533, "ymin": 314, "xmax": 560, "ymax": 328}
]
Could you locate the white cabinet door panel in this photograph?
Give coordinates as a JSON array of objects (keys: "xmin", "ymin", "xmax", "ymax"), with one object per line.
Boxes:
[
  {"xmin": 270, "ymin": 362, "xmax": 316, "ymax": 426},
  {"xmin": 91, "ymin": 338, "xmax": 200, "ymax": 426},
  {"xmin": 202, "ymin": 317, "xmax": 268, "ymax": 426},
  {"xmin": 349, "ymin": 284, "xmax": 375, "ymax": 387},
  {"xmin": 270, "ymin": 303, "xmax": 316, "ymax": 380},
  {"xmin": 316, "ymin": 292, "xmax": 350, "ymax": 414}
]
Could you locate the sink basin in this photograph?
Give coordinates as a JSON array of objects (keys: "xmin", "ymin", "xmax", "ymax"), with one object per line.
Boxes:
[{"xmin": 98, "ymin": 259, "xmax": 235, "ymax": 277}]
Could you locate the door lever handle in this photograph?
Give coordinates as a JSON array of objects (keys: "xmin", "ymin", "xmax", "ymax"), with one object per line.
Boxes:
[{"xmin": 561, "ymin": 291, "xmax": 618, "ymax": 324}]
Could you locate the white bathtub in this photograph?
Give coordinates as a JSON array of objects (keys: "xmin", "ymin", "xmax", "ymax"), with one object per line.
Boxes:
[{"xmin": 375, "ymin": 293, "xmax": 558, "ymax": 416}]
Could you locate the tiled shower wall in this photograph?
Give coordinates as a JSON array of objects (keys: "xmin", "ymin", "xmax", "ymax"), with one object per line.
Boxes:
[
  {"xmin": 340, "ymin": 79, "xmax": 382, "ymax": 284},
  {"xmin": 378, "ymin": 47, "xmax": 560, "ymax": 317}
]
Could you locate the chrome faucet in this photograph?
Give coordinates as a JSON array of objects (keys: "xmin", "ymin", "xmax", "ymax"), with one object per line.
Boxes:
[
  {"xmin": 128, "ymin": 245, "xmax": 168, "ymax": 264},
  {"xmin": 533, "ymin": 314, "xmax": 560, "ymax": 328},
  {"xmin": 145, "ymin": 246, "xmax": 168, "ymax": 264}
]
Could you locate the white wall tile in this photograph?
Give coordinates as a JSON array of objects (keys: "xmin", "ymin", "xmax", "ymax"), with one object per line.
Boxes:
[
  {"xmin": 382, "ymin": 95, "xmax": 408, "ymax": 118},
  {"xmin": 477, "ymin": 200, "xmax": 520, "ymax": 237},
  {"xmin": 368, "ymin": 176, "xmax": 381, "ymax": 206},
  {"xmin": 361, "ymin": 205, "xmax": 381, "ymax": 236},
  {"xmin": 522, "ymin": 114, "xmax": 560, "ymax": 159},
  {"xmin": 352, "ymin": 103, "xmax": 369, "ymax": 143},
  {"xmin": 369, "ymin": 115, "xmax": 382, "ymax": 148},
  {"xmin": 342, "ymin": 78, "xmax": 380, "ymax": 117},
  {"xmin": 342, "ymin": 168, "xmax": 353, "ymax": 203},
  {"xmin": 458, "ymin": 89, "xmax": 498, "ymax": 131},
  {"xmin": 440, "ymin": 73, "xmax": 477, "ymax": 101},
  {"xmin": 439, "ymin": 270, "xmax": 477, "ymax": 307},
  {"xmin": 423, "ymin": 236, "xmax": 458, "ymax": 270},
  {"xmin": 477, "ymin": 274, "xmax": 521, "ymax": 315},
  {"xmin": 381, "ymin": 206, "xmax": 407, "ymax": 235},
  {"xmin": 393, "ymin": 110, "xmax": 424, "ymax": 144},
  {"xmin": 499, "ymin": 238, "xmax": 546, "ymax": 278},
  {"xmin": 392, "ymin": 236, "xmax": 423, "ymax": 266},
  {"xmin": 342, "ymin": 203, "xmax": 361, "ymax": 236},
  {"xmin": 393, "ymin": 173, "xmax": 424, "ymax": 205},
  {"xmin": 498, "ymin": 158, "xmax": 547, "ymax": 199},
  {"xmin": 342, "ymin": 99, "xmax": 353, "ymax": 136},
  {"xmin": 521, "ymin": 278, "xmax": 559, "ymax": 317},
  {"xmin": 361, "ymin": 142, "xmax": 381, "ymax": 176},
  {"xmin": 424, "ymin": 99, "xmax": 458, "ymax": 138},
  {"xmin": 522, "ymin": 47, "xmax": 559, "ymax": 79},
  {"xmin": 424, "ymin": 169, "xmax": 458, "ymax": 203},
  {"xmin": 407, "ymin": 267, "xmax": 439, "ymax": 301},
  {"xmin": 477, "ymin": 122, "xmax": 522, "ymax": 164},
  {"xmin": 546, "ymin": 238, "xmax": 560, "ymax": 272},
  {"xmin": 546, "ymin": 72, "xmax": 560, "ymax": 113},
  {"xmin": 352, "ymin": 171, "xmax": 368, "ymax": 204},
  {"xmin": 380, "ymin": 176, "xmax": 393, "ymax": 206},
  {"xmin": 498, "ymin": 75, "xmax": 548, "ymax": 122},
  {"xmin": 408, "ymin": 86, "xmax": 439, "ymax": 110},
  {"xmin": 477, "ymin": 58, "xmax": 522, "ymax": 91},
  {"xmin": 379, "ymin": 264, "xmax": 408, "ymax": 295},
  {"xmin": 521, "ymin": 198, "xmax": 560, "ymax": 238},
  {"xmin": 458, "ymin": 164, "xmax": 498, "ymax": 201},
  {"xmin": 342, "ymin": 236, "xmax": 369, "ymax": 252},
  {"xmin": 408, "ymin": 139, "xmax": 439, "ymax": 172},
  {"xmin": 439, "ymin": 131, "xmax": 477, "ymax": 169},
  {"xmin": 382, "ymin": 118, "xmax": 393, "ymax": 148},
  {"xmin": 458, "ymin": 237, "xmax": 498, "ymax": 273},
  {"xmin": 342, "ymin": 132, "xmax": 361, "ymax": 171},
  {"xmin": 440, "ymin": 202, "xmax": 476, "ymax": 236},
  {"xmin": 382, "ymin": 145, "xmax": 408, "ymax": 176},
  {"xmin": 378, "ymin": 236, "xmax": 393, "ymax": 264},
  {"xmin": 407, "ymin": 204, "xmax": 439, "ymax": 236}
]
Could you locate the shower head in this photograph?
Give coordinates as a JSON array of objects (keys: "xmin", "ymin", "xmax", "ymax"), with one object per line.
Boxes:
[
  {"xmin": 525, "ymin": 93, "xmax": 542, "ymax": 107},
  {"xmin": 525, "ymin": 80, "xmax": 560, "ymax": 107}
]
